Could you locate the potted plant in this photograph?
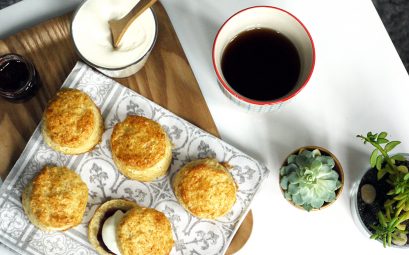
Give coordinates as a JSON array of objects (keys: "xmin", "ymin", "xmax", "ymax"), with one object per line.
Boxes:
[
  {"xmin": 352, "ymin": 132, "xmax": 409, "ymax": 247},
  {"xmin": 279, "ymin": 146, "xmax": 344, "ymax": 211}
]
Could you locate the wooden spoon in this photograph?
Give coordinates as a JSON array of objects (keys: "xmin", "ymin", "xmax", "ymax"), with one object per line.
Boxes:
[{"xmin": 109, "ymin": 0, "xmax": 158, "ymax": 48}]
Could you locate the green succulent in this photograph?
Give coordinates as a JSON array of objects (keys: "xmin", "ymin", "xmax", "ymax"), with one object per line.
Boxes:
[
  {"xmin": 280, "ymin": 149, "xmax": 342, "ymax": 211},
  {"xmin": 358, "ymin": 131, "xmax": 409, "ymax": 247}
]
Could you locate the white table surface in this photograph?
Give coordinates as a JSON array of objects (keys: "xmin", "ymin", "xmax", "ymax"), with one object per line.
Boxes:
[{"xmin": 2, "ymin": 0, "xmax": 409, "ymax": 254}]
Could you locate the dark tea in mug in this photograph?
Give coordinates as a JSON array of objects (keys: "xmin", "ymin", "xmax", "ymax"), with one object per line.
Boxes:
[{"xmin": 221, "ymin": 28, "xmax": 300, "ymax": 101}]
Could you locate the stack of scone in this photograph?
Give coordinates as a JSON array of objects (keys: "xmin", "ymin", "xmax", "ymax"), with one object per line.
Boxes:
[{"xmin": 22, "ymin": 88, "xmax": 239, "ymax": 255}]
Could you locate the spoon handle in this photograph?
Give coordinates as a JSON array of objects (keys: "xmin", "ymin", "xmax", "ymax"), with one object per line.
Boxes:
[
  {"xmin": 122, "ymin": 0, "xmax": 157, "ymax": 25},
  {"xmin": 110, "ymin": 0, "xmax": 158, "ymax": 47}
]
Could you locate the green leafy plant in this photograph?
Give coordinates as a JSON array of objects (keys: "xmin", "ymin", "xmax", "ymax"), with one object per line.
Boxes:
[
  {"xmin": 280, "ymin": 149, "xmax": 342, "ymax": 211},
  {"xmin": 358, "ymin": 132, "xmax": 409, "ymax": 247}
]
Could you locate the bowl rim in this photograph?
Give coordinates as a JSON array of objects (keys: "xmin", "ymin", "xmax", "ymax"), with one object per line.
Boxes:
[
  {"xmin": 211, "ymin": 5, "xmax": 316, "ymax": 106},
  {"xmin": 70, "ymin": 0, "xmax": 158, "ymax": 71},
  {"xmin": 278, "ymin": 145, "xmax": 344, "ymax": 211}
]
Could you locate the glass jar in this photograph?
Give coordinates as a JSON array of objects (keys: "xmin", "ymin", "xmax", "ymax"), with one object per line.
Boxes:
[{"xmin": 0, "ymin": 53, "xmax": 40, "ymax": 102}]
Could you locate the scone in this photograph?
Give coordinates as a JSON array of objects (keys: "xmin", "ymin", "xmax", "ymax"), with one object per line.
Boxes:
[
  {"xmin": 88, "ymin": 199, "xmax": 174, "ymax": 255},
  {"xmin": 111, "ymin": 115, "xmax": 172, "ymax": 182},
  {"xmin": 22, "ymin": 165, "xmax": 88, "ymax": 231},
  {"xmin": 117, "ymin": 207, "xmax": 174, "ymax": 255},
  {"xmin": 88, "ymin": 199, "xmax": 139, "ymax": 255},
  {"xmin": 42, "ymin": 88, "xmax": 104, "ymax": 154},
  {"xmin": 173, "ymin": 158, "xmax": 237, "ymax": 219}
]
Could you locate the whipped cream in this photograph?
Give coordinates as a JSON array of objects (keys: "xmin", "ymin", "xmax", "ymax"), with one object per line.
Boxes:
[
  {"xmin": 102, "ymin": 210, "xmax": 125, "ymax": 254},
  {"xmin": 72, "ymin": 0, "xmax": 156, "ymax": 69}
]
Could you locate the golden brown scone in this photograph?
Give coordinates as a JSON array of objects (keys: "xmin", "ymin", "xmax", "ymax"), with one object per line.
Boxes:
[
  {"xmin": 22, "ymin": 166, "xmax": 88, "ymax": 231},
  {"xmin": 117, "ymin": 207, "xmax": 174, "ymax": 255},
  {"xmin": 42, "ymin": 88, "xmax": 104, "ymax": 154},
  {"xmin": 111, "ymin": 115, "xmax": 172, "ymax": 182},
  {"xmin": 88, "ymin": 199, "xmax": 139, "ymax": 255},
  {"xmin": 173, "ymin": 158, "xmax": 237, "ymax": 219}
]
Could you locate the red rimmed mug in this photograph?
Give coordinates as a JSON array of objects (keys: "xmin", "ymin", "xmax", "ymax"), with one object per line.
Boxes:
[{"xmin": 212, "ymin": 6, "xmax": 315, "ymax": 112}]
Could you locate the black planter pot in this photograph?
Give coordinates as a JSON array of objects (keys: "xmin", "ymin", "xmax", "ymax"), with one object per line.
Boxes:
[{"xmin": 351, "ymin": 154, "xmax": 409, "ymax": 247}]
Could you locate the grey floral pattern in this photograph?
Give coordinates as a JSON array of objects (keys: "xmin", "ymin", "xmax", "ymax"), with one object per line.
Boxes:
[
  {"xmin": 231, "ymin": 165, "xmax": 256, "ymax": 184},
  {"xmin": 43, "ymin": 235, "xmax": 66, "ymax": 254},
  {"xmin": 163, "ymin": 206, "xmax": 181, "ymax": 224},
  {"xmin": 0, "ymin": 203, "xmax": 26, "ymax": 239},
  {"xmin": 194, "ymin": 231, "xmax": 219, "ymax": 250},
  {"xmin": 123, "ymin": 187, "xmax": 147, "ymax": 203},
  {"xmin": 150, "ymin": 180, "xmax": 174, "ymax": 201},
  {"xmin": 164, "ymin": 125, "xmax": 183, "ymax": 140},
  {"xmin": 0, "ymin": 62, "xmax": 269, "ymax": 255},
  {"xmin": 126, "ymin": 100, "xmax": 145, "ymax": 116},
  {"xmin": 89, "ymin": 163, "xmax": 108, "ymax": 194},
  {"xmin": 197, "ymin": 141, "xmax": 216, "ymax": 159}
]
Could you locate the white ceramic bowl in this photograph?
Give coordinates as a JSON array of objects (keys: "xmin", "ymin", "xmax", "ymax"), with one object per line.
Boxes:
[
  {"xmin": 212, "ymin": 6, "xmax": 315, "ymax": 112},
  {"xmin": 71, "ymin": 0, "xmax": 158, "ymax": 78}
]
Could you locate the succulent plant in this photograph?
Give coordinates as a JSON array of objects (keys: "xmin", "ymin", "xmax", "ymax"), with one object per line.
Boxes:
[
  {"xmin": 280, "ymin": 149, "xmax": 342, "ymax": 211},
  {"xmin": 358, "ymin": 132, "xmax": 409, "ymax": 247}
]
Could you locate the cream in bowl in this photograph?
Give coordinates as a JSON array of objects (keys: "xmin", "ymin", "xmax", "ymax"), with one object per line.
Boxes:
[{"xmin": 71, "ymin": 0, "xmax": 158, "ymax": 78}]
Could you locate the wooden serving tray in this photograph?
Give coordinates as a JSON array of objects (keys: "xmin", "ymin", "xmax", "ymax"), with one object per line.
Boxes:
[{"xmin": 0, "ymin": 3, "xmax": 251, "ymax": 254}]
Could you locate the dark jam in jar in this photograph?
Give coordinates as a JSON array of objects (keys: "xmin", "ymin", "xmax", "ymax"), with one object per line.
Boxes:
[{"xmin": 0, "ymin": 54, "xmax": 40, "ymax": 102}]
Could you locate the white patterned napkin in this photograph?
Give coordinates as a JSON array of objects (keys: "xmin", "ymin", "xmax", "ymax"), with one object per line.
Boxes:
[{"xmin": 0, "ymin": 62, "xmax": 269, "ymax": 255}]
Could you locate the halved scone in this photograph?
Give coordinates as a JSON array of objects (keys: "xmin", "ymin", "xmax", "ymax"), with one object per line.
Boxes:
[
  {"xmin": 88, "ymin": 199, "xmax": 138, "ymax": 255},
  {"xmin": 88, "ymin": 199, "xmax": 174, "ymax": 255}
]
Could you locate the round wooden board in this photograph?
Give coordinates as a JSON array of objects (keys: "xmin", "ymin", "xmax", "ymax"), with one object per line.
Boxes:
[
  {"xmin": 226, "ymin": 210, "xmax": 253, "ymax": 255},
  {"xmin": 0, "ymin": 3, "xmax": 254, "ymax": 254}
]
